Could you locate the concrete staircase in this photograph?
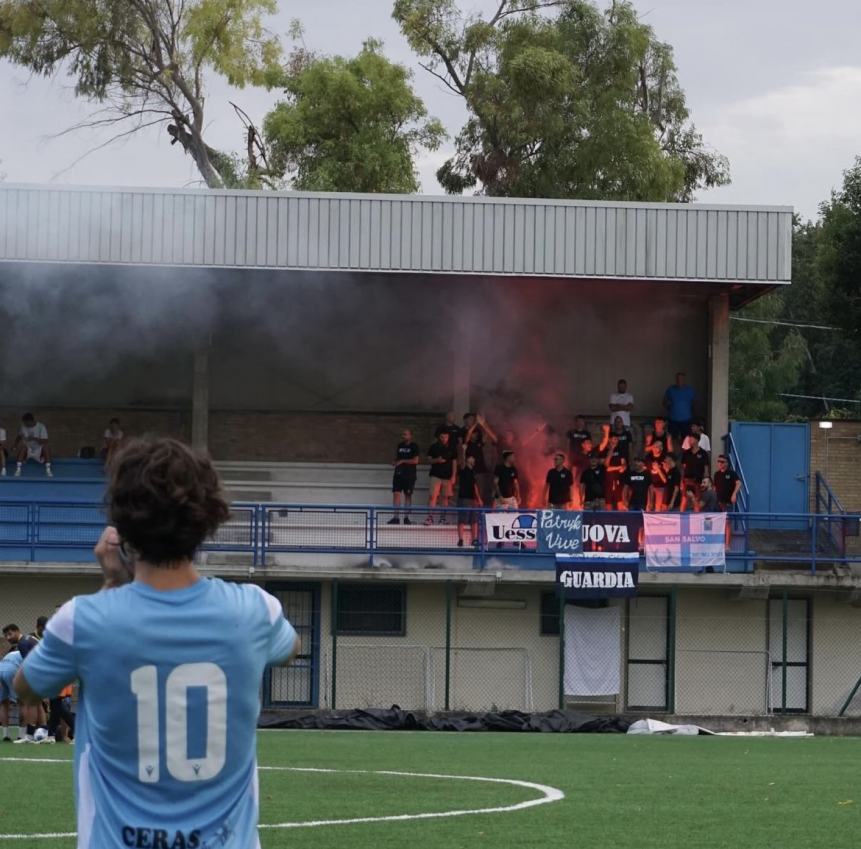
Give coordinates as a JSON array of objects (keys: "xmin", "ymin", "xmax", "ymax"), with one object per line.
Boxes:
[{"xmin": 214, "ymin": 461, "xmax": 431, "ymax": 506}]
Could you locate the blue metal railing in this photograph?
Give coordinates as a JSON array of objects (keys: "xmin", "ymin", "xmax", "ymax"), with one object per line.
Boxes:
[
  {"xmin": 814, "ymin": 472, "xmax": 854, "ymax": 557},
  {"xmin": 1, "ymin": 498, "xmax": 860, "ymax": 573}
]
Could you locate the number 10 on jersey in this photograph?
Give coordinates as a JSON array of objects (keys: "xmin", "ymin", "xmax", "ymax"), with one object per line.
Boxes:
[{"xmin": 131, "ymin": 663, "xmax": 228, "ymax": 783}]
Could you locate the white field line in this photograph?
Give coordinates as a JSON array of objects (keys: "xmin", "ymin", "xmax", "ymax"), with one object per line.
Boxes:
[{"xmin": 0, "ymin": 761, "xmax": 565, "ymax": 840}]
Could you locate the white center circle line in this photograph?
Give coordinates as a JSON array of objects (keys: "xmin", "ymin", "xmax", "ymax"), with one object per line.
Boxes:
[{"xmin": 0, "ymin": 760, "xmax": 565, "ymax": 840}]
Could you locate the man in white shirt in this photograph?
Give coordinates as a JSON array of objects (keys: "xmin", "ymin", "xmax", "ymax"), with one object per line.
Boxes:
[
  {"xmin": 609, "ymin": 379, "xmax": 634, "ymax": 427},
  {"xmin": 15, "ymin": 412, "xmax": 53, "ymax": 477},
  {"xmin": 682, "ymin": 419, "xmax": 711, "ymax": 455},
  {"xmin": 0, "ymin": 426, "xmax": 7, "ymax": 476}
]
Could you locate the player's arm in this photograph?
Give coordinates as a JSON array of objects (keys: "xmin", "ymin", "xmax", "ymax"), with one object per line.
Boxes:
[{"xmin": 15, "ymin": 600, "xmax": 77, "ymax": 703}]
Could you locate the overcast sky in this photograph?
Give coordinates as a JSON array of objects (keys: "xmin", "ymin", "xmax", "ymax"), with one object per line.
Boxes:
[{"xmin": 1, "ymin": 0, "xmax": 860, "ymax": 220}]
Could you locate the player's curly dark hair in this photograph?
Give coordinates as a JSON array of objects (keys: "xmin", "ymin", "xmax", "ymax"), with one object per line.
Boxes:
[{"xmin": 107, "ymin": 437, "xmax": 230, "ymax": 566}]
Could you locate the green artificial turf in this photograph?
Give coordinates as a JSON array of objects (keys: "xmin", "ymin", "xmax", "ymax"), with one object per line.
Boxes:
[{"xmin": 2, "ymin": 730, "xmax": 860, "ymax": 849}]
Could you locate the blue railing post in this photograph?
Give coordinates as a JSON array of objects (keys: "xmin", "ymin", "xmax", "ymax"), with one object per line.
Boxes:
[
  {"xmin": 811, "ymin": 514, "xmax": 818, "ymax": 575},
  {"xmin": 368, "ymin": 507, "xmax": 375, "ymax": 568},
  {"xmin": 29, "ymin": 503, "xmax": 37, "ymax": 562},
  {"xmin": 259, "ymin": 506, "xmax": 267, "ymax": 567}
]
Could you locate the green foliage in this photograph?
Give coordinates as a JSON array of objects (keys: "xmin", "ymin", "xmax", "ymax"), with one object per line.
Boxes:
[
  {"xmin": 393, "ymin": 0, "xmax": 729, "ymax": 200},
  {"xmin": 263, "ymin": 40, "xmax": 446, "ymax": 193},
  {"xmin": 729, "ymin": 295, "xmax": 808, "ymax": 421},
  {"xmin": 0, "ymin": 0, "xmax": 283, "ymax": 187}
]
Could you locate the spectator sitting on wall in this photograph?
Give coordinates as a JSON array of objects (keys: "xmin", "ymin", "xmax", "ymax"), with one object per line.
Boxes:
[
  {"xmin": 544, "ymin": 452, "xmax": 573, "ymax": 510},
  {"xmin": 566, "ymin": 416, "xmax": 590, "ymax": 465},
  {"xmin": 493, "ymin": 450, "xmax": 521, "ymax": 510},
  {"xmin": 604, "ymin": 435, "xmax": 628, "ymax": 511},
  {"xmin": 456, "ymin": 454, "xmax": 483, "ymax": 547},
  {"xmin": 462, "ymin": 413, "xmax": 497, "ymax": 505},
  {"xmin": 611, "ymin": 415, "xmax": 633, "ymax": 461},
  {"xmin": 389, "ymin": 428, "xmax": 420, "ymax": 525},
  {"xmin": 699, "ymin": 476, "xmax": 720, "ymax": 513},
  {"xmin": 624, "ymin": 457, "xmax": 651, "ymax": 512},
  {"xmin": 15, "ymin": 413, "xmax": 52, "ymax": 478},
  {"xmin": 609, "ymin": 378, "xmax": 634, "ymax": 427},
  {"xmin": 663, "ymin": 372, "xmax": 696, "ymax": 443},
  {"xmin": 681, "ymin": 436, "xmax": 710, "ymax": 511},
  {"xmin": 435, "ymin": 411, "xmax": 462, "ymax": 450},
  {"xmin": 101, "ymin": 418, "xmax": 125, "ymax": 464},
  {"xmin": 426, "ymin": 431, "xmax": 457, "ymax": 525},
  {"xmin": 682, "ymin": 419, "xmax": 711, "ymax": 456},
  {"xmin": 580, "ymin": 454, "xmax": 606, "ymax": 511},
  {"xmin": 645, "ymin": 417, "xmax": 674, "ymax": 456},
  {"xmin": 0, "ymin": 423, "xmax": 7, "ymax": 476},
  {"xmin": 663, "ymin": 455, "xmax": 682, "ymax": 511}
]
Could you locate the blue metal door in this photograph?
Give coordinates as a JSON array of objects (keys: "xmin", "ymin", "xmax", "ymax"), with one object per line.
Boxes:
[
  {"xmin": 729, "ymin": 422, "xmax": 809, "ymax": 524},
  {"xmin": 263, "ymin": 582, "xmax": 320, "ymax": 707}
]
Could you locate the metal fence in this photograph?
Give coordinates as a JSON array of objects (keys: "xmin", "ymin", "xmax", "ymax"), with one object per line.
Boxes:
[{"xmin": 0, "ymin": 499, "xmax": 859, "ymax": 572}]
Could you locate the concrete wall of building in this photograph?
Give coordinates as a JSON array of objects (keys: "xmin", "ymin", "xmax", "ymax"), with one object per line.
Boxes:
[{"xmin": 809, "ymin": 593, "xmax": 861, "ymax": 715}]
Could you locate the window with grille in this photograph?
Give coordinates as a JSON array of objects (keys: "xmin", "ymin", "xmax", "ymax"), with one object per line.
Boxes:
[{"xmin": 336, "ymin": 584, "xmax": 406, "ymax": 636}]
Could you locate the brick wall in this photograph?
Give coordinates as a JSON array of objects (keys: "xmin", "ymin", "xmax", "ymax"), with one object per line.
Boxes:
[{"xmin": 810, "ymin": 420, "xmax": 861, "ymax": 511}]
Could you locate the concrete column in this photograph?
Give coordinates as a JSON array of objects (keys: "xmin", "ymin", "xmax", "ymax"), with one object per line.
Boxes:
[
  {"xmin": 708, "ymin": 293, "xmax": 730, "ymax": 446},
  {"xmin": 191, "ymin": 347, "xmax": 209, "ymax": 451},
  {"xmin": 452, "ymin": 332, "xmax": 472, "ymax": 414}
]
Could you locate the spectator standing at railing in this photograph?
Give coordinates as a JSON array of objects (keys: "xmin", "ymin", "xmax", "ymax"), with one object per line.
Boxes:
[
  {"xmin": 648, "ymin": 456, "xmax": 667, "ymax": 511},
  {"xmin": 663, "ymin": 372, "xmax": 697, "ymax": 443},
  {"xmin": 101, "ymin": 418, "xmax": 125, "ymax": 464},
  {"xmin": 389, "ymin": 428, "xmax": 420, "ymax": 525},
  {"xmin": 544, "ymin": 452, "xmax": 573, "ymax": 509},
  {"xmin": 435, "ymin": 412, "xmax": 462, "ymax": 451},
  {"xmin": 713, "ymin": 455, "xmax": 741, "ymax": 547},
  {"xmin": 493, "ymin": 450, "xmax": 521, "ymax": 509},
  {"xmin": 663, "ymin": 455, "xmax": 682, "ymax": 511},
  {"xmin": 623, "ymin": 457, "xmax": 651, "ymax": 511},
  {"xmin": 645, "ymin": 418, "xmax": 673, "ymax": 456},
  {"xmin": 580, "ymin": 454, "xmax": 606, "ymax": 511},
  {"xmin": 604, "ymin": 436, "xmax": 628, "ymax": 510},
  {"xmin": 681, "ymin": 436, "xmax": 710, "ymax": 511},
  {"xmin": 14, "ymin": 412, "xmax": 52, "ymax": 478},
  {"xmin": 566, "ymin": 416, "xmax": 591, "ymax": 465},
  {"xmin": 456, "ymin": 454, "xmax": 483, "ymax": 547},
  {"xmin": 426, "ymin": 431, "xmax": 457, "ymax": 524},
  {"xmin": 611, "ymin": 416, "xmax": 633, "ymax": 462},
  {"xmin": 462, "ymin": 413, "xmax": 497, "ymax": 504},
  {"xmin": 608, "ymin": 379, "xmax": 634, "ymax": 427},
  {"xmin": 699, "ymin": 476, "xmax": 720, "ymax": 512}
]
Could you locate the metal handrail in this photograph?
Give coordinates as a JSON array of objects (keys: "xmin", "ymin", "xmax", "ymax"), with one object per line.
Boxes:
[
  {"xmin": 723, "ymin": 432, "xmax": 751, "ymax": 513},
  {"xmin": 815, "ymin": 471, "xmax": 847, "ymax": 514},
  {"xmin": 0, "ymin": 499, "xmax": 859, "ymax": 571}
]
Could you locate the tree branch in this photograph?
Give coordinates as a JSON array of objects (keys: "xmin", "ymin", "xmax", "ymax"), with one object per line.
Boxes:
[{"xmin": 418, "ymin": 61, "xmax": 464, "ymax": 96}]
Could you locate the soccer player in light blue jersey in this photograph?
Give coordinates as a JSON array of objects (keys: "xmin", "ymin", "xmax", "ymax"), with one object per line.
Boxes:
[
  {"xmin": 0, "ymin": 650, "xmax": 23, "ymax": 742},
  {"xmin": 15, "ymin": 438, "xmax": 300, "ymax": 849}
]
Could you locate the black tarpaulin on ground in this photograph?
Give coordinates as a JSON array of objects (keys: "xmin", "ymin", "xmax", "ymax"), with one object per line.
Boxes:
[{"xmin": 259, "ymin": 707, "xmax": 631, "ymax": 733}]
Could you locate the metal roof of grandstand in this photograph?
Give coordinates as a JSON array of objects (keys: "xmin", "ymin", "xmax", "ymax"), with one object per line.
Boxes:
[{"xmin": 0, "ymin": 183, "xmax": 791, "ymax": 286}]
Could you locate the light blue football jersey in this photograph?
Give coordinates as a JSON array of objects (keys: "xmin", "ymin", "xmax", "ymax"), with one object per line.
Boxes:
[
  {"xmin": 0, "ymin": 650, "xmax": 22, "ymax": 701},
  {"xmin": 23, "ymin": 578, "xmax": 296, "ymax": 849}
]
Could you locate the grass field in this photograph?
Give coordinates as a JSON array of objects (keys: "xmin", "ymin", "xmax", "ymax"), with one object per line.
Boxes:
[{"xmin": 2, "ymin": 730, "xmax": 860, "ymax": 849}]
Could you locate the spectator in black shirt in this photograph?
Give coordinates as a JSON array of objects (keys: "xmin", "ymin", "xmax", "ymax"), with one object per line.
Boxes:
[
  {"xmin": 566, "ymin": 416, "xmax": 591, "ymax": 464},
  {"xmin": 493, "ymin": 451, "xmax": 521, "ymax": 509},
  {"xmin": 611, "ymin": 416, "xmax": 633, "ymax": 461},
  {"xmin": 390, "ymin": 429, "xmax": 419, "ymax": 524},
  {"xmin": 543, "ymin": 452, "xmax": 573, "ymax": 509},
  {"xmin": 646, "ymin": 417, "xmax": 674, "ymax": 456},
  {"xmin": 462, "ymin": 413, "xmax": 497, "ymax": 503},
  {"xmin": 426, "ymin": 431, "xmax": 457, "ymax": 524},
  {"xmin": 604, "ymin": 436, "xmax": 628, "ymax": 510},
  {"xmin": 680, "ymin": 436, "xmax": 709, "ymax": 511},
  {"xmin": 623, "ymin": 458, "xmax": 651, "ymax": 511},
  {"xmin": 714, "ymin": 454, "xmax": 742, "ymax": 547},
  {"xmin": 648, "ymin": 456, "xmax": 667, "ymax": 511},
  {"xmin": 456, "ymin": 454, "xmax": 483, "ymax": 547},
  {"xmin": 663, "ymin": 455, "xmax": 682, "ymax": 511},
  {"xmin": 435, "ymin": 411, "xmax": 462, "ymax": 451},
  {"xmin": 580, "ymin": 454, "xmax": 605, "ymax": 511}
]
